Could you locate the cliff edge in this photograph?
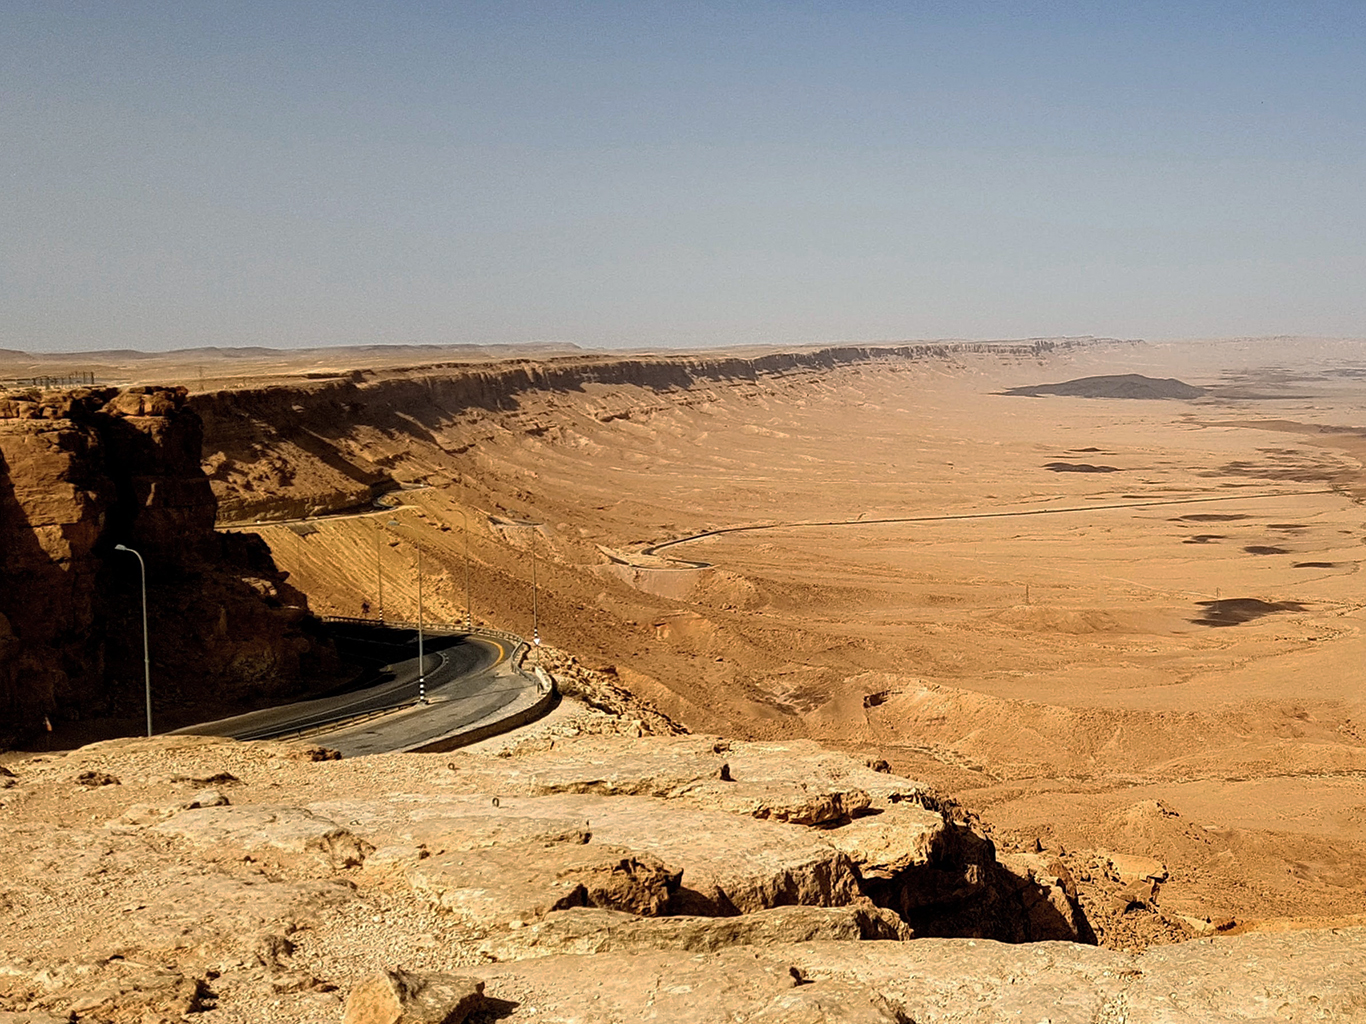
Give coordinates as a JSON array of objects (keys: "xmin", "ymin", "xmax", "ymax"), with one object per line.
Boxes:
[{"xmin": 0, "ymin": 386, "xmax": 336, "ymax": 748}]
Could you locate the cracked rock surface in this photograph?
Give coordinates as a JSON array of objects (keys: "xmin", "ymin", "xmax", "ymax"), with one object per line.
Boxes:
[{"xmin": 1, "ymin": 720, "xmax": 1361, "ymax": 1022}]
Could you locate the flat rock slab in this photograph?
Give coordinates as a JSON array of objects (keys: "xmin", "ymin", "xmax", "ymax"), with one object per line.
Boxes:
[
  {"xmin": 484, "ymin": 902, "xmax": 908, "ymax": 959},
  {"xmin": 822, "ymin": 803, "xmax": 947, "ymax": 880},
  {"xmin": 470, "ymin": 734, "xmax": 926, "ymax": 813},
  {"xmin": 376, "ymin": 792, "xmax": 860, "ymax": 916},
  {"xmin": 343, "ymin": 969, "xmax": 485, "ymax": 1024},
  {"xmin": 407, "ymin": 841, "xmax": 679, "ymax": 928},
  {"xmin": 481, "ymin": 947, "xmax": 906, "ymax": 1024},
  {"xmin": 308, "ymin": 798, "xmax": 590, "ymax": 850},
  {"xmin": 468, "ymin": 743, "xmax": 871, "ymax": 825},
  {"xmin": 153, "ymin": 806, "xmax": 372, "ymax": 866},
  {"xmin": 481, "ymin": 748, "xmax": 727, "ymax": 799},
  {"xmin": 479, "ymin": 928, "xmax": 1366, "ymax": 1022}
]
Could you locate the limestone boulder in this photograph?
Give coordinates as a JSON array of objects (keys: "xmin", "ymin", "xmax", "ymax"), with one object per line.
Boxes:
[
  {"xmin": 995, "ymin": 852, "xmax": 1094, "ymax": 944},
  {"xmin": 492, "ymin": 747, "xmax": 727, "ymax": 798},
  {"xmin": 321, "ymin": 791, "xmax": 863, "ymax": 917},
  {"xmin": 308, "ymin": 797, "xmax": 590, "ymax": 850},
  {"xmin": 823, "ymin": 802, "xmax": 947, "ymax": 881},
  {"xmin": 680, "ymin": 778, "xmax": 872, "ymax": 826},
  {"xmin": 477, "ymin": 928, "xmax": 1366, "ymax": 1023},
  {"xmin": 478, "ymin": 949, "xmax": 908, "ymax": 1024},
  {"xmin": 479, "ymin": 736, "xmax": 886, "ymax": 825},
  {"xmin": 343, "ymin": 969, "xmax": 485, "ymax": 1024},
  {"xmin": 484, "ymin": 901, "xmax": 909, "ymax": 959},
  {"xmin": 406, "ymin": 840, "xmax": 680, "ymax": 928},
  {"xmin": 153, "ymin": 805, "xmax": 373, "ymax": 868},
  {"xmin": 501, "ymin": 792, "xmax": 862, "ymax": 915}
]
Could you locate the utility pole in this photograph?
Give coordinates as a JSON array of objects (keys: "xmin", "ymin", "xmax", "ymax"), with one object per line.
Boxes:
[
  {"xmin": 417, "ymin": 544, "xmax": 426, "ymax": 703},
  {"xmin": 376, "ymin": 520, "xmax": 384, "ymax": 620},
  {"xmin": 458, "ymin": 507, "xmax": 472, "ymax": 630},
  {"xmin": 530, "ymin": 525, "xmax": 540, "ymax": 649},
  {"xmin": 388, "ymin": 518, "xmax": 425, "ymax": 704}
]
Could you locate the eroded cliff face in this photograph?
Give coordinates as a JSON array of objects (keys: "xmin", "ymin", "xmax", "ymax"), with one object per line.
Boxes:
[
  {"xmin": 193, "ymin": 339, "xmax": 1124, "ymax": 522},
  {"xmin": 0, "ymin": 387, "xmax": 335, "ymax": 748}
]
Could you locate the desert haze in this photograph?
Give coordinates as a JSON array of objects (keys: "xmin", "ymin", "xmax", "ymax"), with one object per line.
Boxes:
[{"xmin": 4, "ymin": 335, "xmax": 1366, "ymax": 1020}]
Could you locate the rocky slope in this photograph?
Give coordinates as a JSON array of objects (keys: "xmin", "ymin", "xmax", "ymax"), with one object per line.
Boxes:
[
  {"xmin": 0, "ymin": 712, "xmax": 1358, "ymax": 1023},
  {"xmin": 0, "ymin": 386, "xmax": 337, "ymax": 748},
  {"xmin": 190, "ymin": 339, "xmax": 1128, "ymax": 522}
]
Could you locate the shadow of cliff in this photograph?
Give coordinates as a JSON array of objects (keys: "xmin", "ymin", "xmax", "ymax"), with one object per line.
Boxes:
[{"xmin": 0, "ymin": 445, "xmax": 98, "ymax": 745}]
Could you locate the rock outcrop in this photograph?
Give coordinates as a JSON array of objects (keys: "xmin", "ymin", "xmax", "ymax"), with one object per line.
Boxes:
[
  {"xmin": 0, "ymin": 729, "xmax": 1357, "ymax": 1022},
  {"xmin": 0, "ymin": 386, "xmax": 335, "ymax": 747}
]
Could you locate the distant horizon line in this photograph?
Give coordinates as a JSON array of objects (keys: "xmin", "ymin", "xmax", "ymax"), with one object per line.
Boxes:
[{"xmin": 3, "ymin": 334, "xmax": 1362, "ymax": 361}]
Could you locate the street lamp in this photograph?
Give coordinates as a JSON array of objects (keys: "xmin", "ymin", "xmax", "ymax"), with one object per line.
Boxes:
[
  {"xmin": 388, "ymin": 519, "xmax": 426, "ymax": 704},
  {"xmin": 113, "ymin": 544, "xmax": 153, "ymax": 737}
]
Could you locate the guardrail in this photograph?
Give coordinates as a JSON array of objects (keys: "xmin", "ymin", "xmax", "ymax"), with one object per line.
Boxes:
[
  {"xmin": 174, "ymin": 618, "xmax": 555, "ymax": 749},
  {"xmin": 321, "ymin": 614, "xmax": 469, "ymax": 633},
  {"xmin": 320, "ymin": 616, "xmax": 531, "ymax": 655}
]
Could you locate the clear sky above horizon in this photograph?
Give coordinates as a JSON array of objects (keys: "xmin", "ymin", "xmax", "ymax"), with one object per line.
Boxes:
[{"xmin": 3, "ymin": 1, "xmax": 1364, "ymax": 353}]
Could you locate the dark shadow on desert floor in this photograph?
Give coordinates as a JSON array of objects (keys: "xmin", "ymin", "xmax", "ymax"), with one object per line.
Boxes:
[
  {"xmin": 1043, "ymin": 462, "xmax": 1121, "ymax": 473},
  {"xmin": 1190, "ymin": 598, "xmax": 1308, "ymax": 627}
]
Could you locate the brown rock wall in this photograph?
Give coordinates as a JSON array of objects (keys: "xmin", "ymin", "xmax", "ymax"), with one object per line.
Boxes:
[{"xmin": 0, "ymin": 387, "xmax": 334, "ymax": 747}]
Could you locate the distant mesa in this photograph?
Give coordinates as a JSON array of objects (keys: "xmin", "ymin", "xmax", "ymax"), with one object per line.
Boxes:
[
  {"xmin": 1043, "ymin": 462, "xmax": 1121, "ymax": 473},
  {"xmin": 1003, "ymin": 373, "xmax": 1206, "ymax": 400}
]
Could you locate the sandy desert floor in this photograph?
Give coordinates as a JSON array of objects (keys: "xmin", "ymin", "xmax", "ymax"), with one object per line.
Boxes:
[{"xmin": 10, "ymin": 337, "xmax": 1366, "ymax": 942}]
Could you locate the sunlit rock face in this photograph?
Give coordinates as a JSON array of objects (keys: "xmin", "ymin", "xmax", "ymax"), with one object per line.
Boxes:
[{"xmin": 0, "ymin": 387, "xmax": 333, "ymax": 747}]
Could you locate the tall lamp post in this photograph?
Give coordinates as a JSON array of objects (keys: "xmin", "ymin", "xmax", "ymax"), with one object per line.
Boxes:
[
  {"xmin": 113, "ymin": 544, "xmax": 153, "ymax": 737},
  {"xmin": 388, "ymin": 519, "xmax": 426, "ymax": 704}
]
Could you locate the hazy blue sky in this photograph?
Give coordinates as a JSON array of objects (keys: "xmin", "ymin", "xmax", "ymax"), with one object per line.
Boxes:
[{"xmin": 3, "ymin": 2, "xmax": 1364, "ymax": 352}]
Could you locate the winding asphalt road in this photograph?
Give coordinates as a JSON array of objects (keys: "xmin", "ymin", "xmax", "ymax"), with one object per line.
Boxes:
[
  {"xmin": 626, "ymin": 488, "xmax": 1342, "ymax": 570},
  {"xmin": 174, "ymin": 622, "xmax": 546, "ymax": 756}
]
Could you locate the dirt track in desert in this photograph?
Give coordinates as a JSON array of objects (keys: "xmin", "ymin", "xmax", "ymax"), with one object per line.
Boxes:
[{"xmin": 15, "ymin": 337, "xmax": 1366, "ymax": 941}]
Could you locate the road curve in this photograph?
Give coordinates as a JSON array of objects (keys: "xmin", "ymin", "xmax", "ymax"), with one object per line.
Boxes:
[
  {"xmin": 628, "ymin": 487, "xmax": 1341, "ymax": 570},
  {"xmin": 173, "ymin": 622, "xmax": 550, "ymax": 756}
]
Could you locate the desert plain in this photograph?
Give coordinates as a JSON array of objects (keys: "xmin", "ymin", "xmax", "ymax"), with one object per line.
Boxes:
[{"xmin": 5, "ymin": 335, "xmax": 1366, "ymax": 1019}]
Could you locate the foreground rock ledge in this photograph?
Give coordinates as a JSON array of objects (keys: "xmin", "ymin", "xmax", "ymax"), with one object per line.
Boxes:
[
  {"xmin": 0, "ymin": 726, "xmax": 1361, "ymax": 1022},
  {"xmin": 472, "ymin": 930, "xmax": 1366, "ymax": 1022}
]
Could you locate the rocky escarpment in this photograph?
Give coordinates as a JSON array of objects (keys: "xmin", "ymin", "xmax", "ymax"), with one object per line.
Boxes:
[
  {"xmin": 0, "ymin": 386, "xmax": 337, "ymax": 748},
  {"xmin": 0, "ymin": 725, "xmax": 1357, "ymax": 1023},
  {"xmin": 191, "ymin": 338, "xmax": 1134, "ymax": 522}
]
